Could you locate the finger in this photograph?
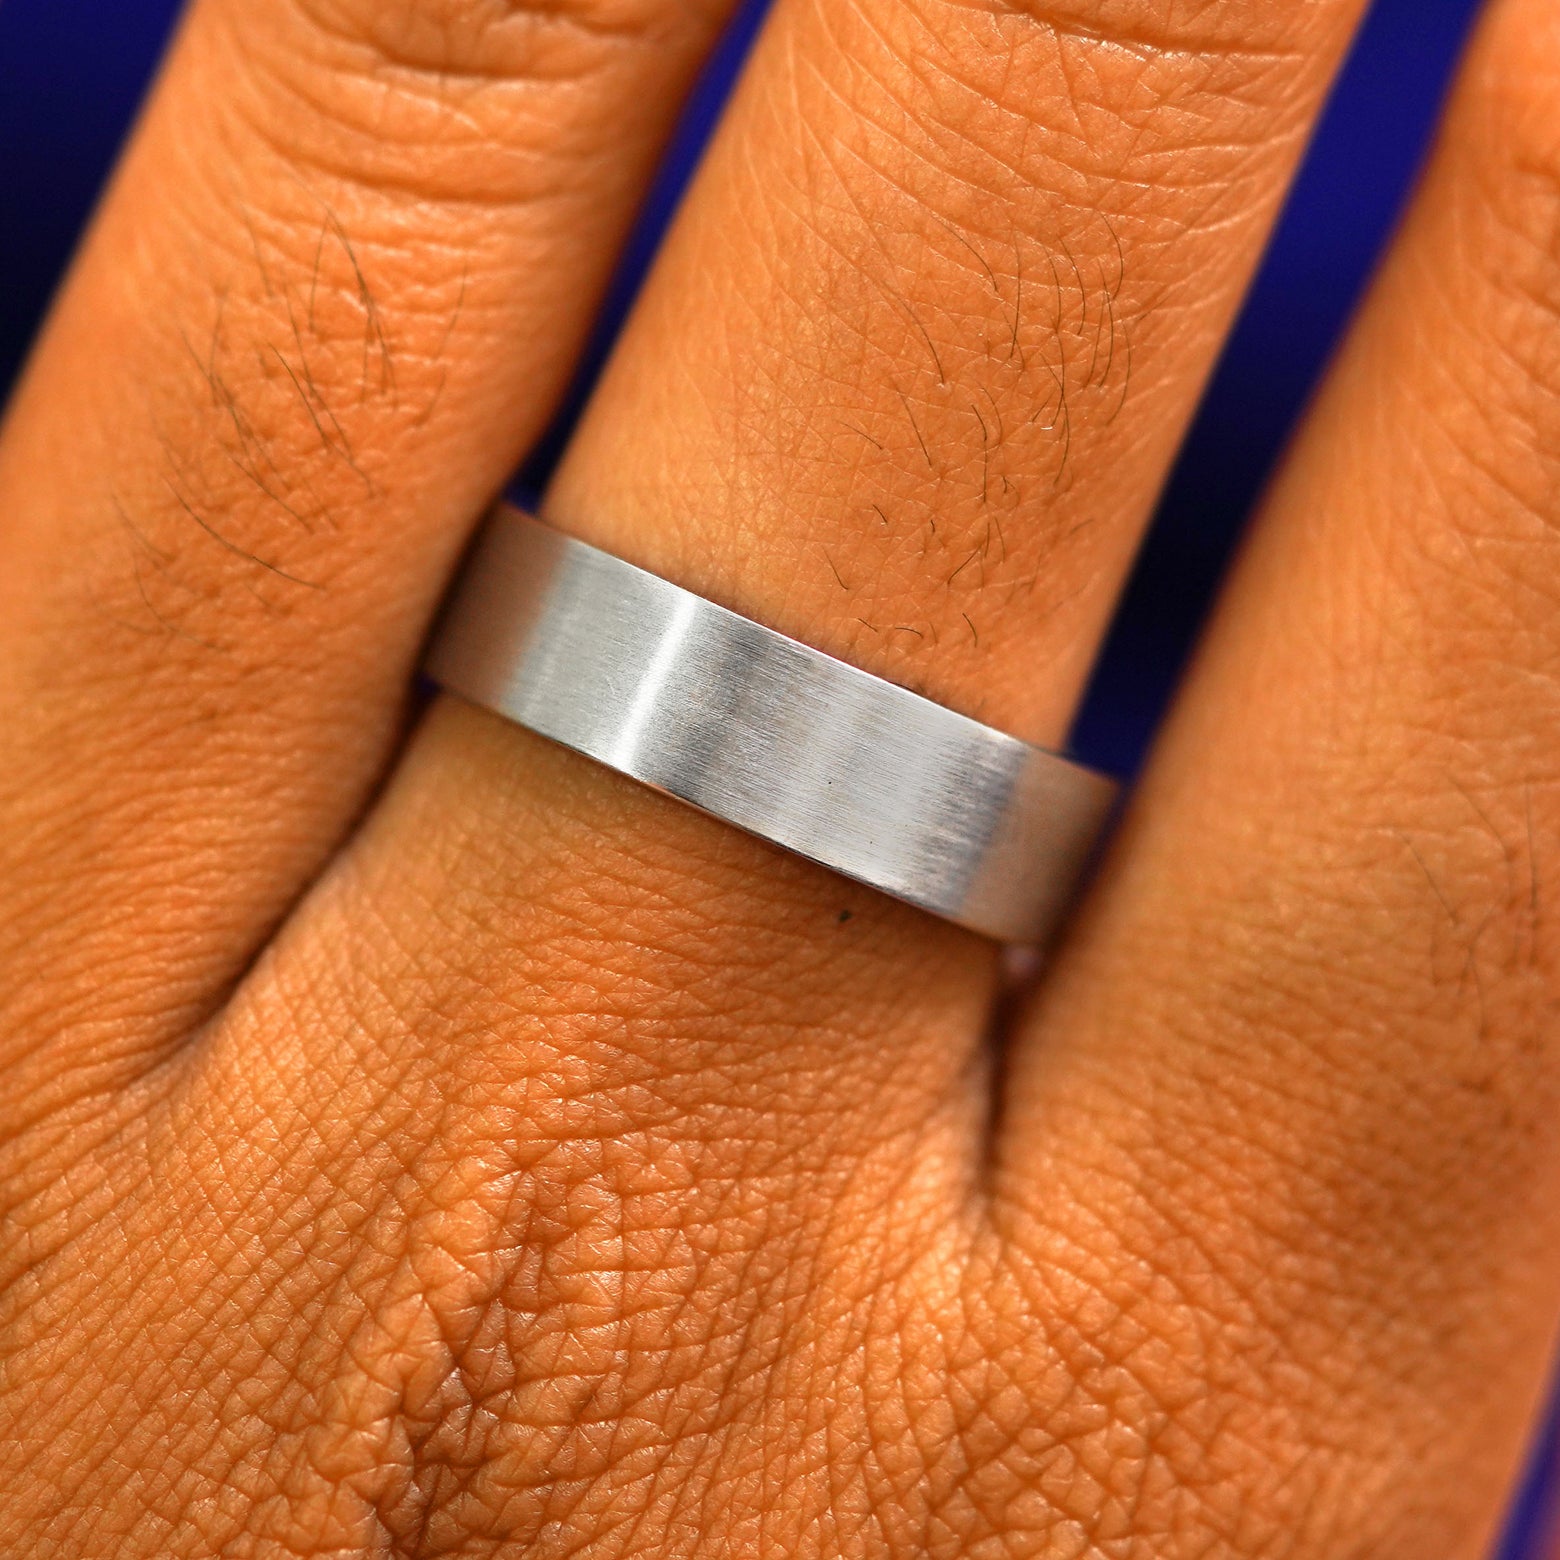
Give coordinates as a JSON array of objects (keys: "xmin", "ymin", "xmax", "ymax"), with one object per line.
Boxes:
[
  {"xmin": 997, "ymin": 0, "xmax": 1560, "ymax": 1548},
  {"xmin": 0, "ymin": 0, "xmax": 732, "ymax": 1111}
]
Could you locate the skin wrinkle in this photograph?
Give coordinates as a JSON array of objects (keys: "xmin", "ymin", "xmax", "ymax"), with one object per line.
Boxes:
[
  {"xmin": 292, "ymin": 0, "xmax": 695, "ymax": 68},
  {"xmin": 893, "ymin": 2, "xmax": 1307, "ymax": 197},
  {"xmin": 218, "ymin": 0, "xmax": 737, "ymax": 218},
  {"xmin": 934, "ymin": 0, "xmax": 1320, "ymax": 61}
]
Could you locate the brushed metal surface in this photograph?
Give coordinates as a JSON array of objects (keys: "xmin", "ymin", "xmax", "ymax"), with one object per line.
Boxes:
[{"xmin": 426, "ymin": 506, "xmax": 1118, "ymax": 943}]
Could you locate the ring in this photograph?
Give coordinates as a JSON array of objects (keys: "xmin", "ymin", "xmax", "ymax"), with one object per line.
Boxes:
[{"xmin": 427, "ymin": 506, "xmax": 1119, "ymax": 944}]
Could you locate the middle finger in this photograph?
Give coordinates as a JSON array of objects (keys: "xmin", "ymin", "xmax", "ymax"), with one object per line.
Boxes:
[{"xmin": 330, "ymin": 0, "xmax": 1379, "ymax": 1105}]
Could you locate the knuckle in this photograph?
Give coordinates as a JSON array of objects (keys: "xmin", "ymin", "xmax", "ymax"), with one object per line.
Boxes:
[
  {"xmin": 1441, "ymin": 15, "xmax": 1560, "ymax": 368},
  {"xmin": 207, "ymin": 991, "xmax": 930, "ymax": 1553},
  {"xmin": 888, "ymin": 0, "xmax": 1319, "ymax": 195},
  {"xmin": 977, "ymin": 1116, "xmax": 1471, "ymax": 1556},
  {"xmin": 294, "ymin": 0, "xmax": 686, "ymax": 67},
  {"xmin": 1461, "ymin": 0, "xmax": 1560, "ymax": 191},
  {"xmin": 1439, "ymin": 0, "xmax": 1560, "ymax": 406},
  {"xmin": 209, "ymin": 0, "xmax": 719, "ymax": 205},
  {"xmin": 208, "ymin": 734, "xmax": 986, "ymax": 1550}
]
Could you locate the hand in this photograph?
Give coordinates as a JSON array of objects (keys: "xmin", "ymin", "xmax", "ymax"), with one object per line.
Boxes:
[{"xmin": 2, "ymin": 0, "xmax": 1557, "ymax": 1553}]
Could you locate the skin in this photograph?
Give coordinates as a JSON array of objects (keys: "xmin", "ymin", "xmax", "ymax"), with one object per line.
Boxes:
[{"xmin": 2, "ymin": 0, "xmax": 1560, "ymax": 1550}]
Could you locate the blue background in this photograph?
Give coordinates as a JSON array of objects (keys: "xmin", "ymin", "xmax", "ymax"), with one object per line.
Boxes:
[{"xmin": 3, "ymin": 0, "xmax": 1554, "ymax": 1551}]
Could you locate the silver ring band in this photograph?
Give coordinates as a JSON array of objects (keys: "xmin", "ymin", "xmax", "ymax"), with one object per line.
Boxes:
[{"xmin": 427, "ymin": 506, "xmax": 1118, "ymax": 943}]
